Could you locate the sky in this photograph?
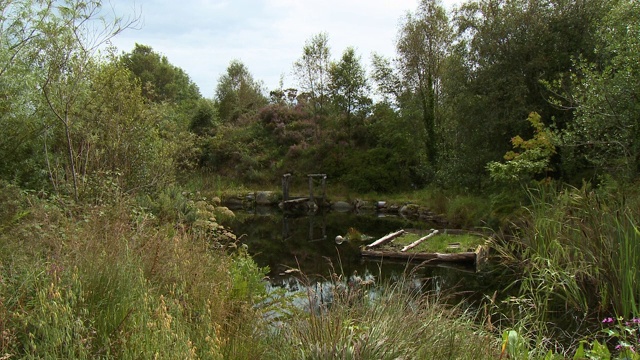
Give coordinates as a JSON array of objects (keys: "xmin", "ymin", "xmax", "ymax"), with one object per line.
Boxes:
[{"xmin": 108, "ymin": 0, "xmax": 461, "ymax": 98}]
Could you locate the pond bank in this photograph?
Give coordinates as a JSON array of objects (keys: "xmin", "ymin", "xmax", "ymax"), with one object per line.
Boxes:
[{"xmin": 222, "ymin": 190, "xmax": 449, "ymax": 226}]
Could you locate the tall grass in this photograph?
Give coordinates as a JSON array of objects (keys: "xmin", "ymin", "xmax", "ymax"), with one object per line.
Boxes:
[
  {"xmin": 0, "ymin": 186, "xmax": 271, "ymax": 359},
  {"xmin": 266, "ymin": 270, "xmax": 499, "ymax": 359},
  {"xmin": 493, "ymin": 181, "xmax": 640, "ymax": 353}
]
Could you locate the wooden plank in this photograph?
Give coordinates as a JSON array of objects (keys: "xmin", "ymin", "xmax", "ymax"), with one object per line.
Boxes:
[
  {"xmin": 365, "ymin": 230, "xmax": 406, "ymax": 249},
  {"xmin": 401, "ymin": 229, "xmax": 439, "ymax": 252},
  {"xmin": 283, "ymin": 197, "xmax": 309, "ymax": 205},
  {"xmin": 361, "ymin": 249, "xmax": 477, "ymax": 263},
  {"xmin": 475, "ymin": 244, "xmax": 489, "ymax": 267}
]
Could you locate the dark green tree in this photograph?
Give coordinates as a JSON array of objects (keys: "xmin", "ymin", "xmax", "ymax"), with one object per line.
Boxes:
[
  {"xmin": 0, "ymin": 0, "xmax": 52, "ymax": 187},
  {"xmin": 396, "ymin": 0, "xmax": 451, "ymax": 166},
  {"xmin": 37, "ymin": 0, "xmax": 137, "ymax": 200},
  {"xmin": 120, "ymin": 43, "xmax": 201, "ymax": 104},
  {"xmin": 328, "ymin": 47, "xmax": 371, "ymax": 144},
  {"xmin": 556, "ymin": 0, "xmax": 640, "ymax": 181},
  {"xmin": 440, "ymin": 0, "xmax": 610, "ymax": 188}
]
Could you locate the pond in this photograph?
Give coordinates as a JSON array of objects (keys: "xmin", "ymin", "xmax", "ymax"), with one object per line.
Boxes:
[{"xmin": 225, "ymin": 206, "xmax": 507, "ymax": 307}]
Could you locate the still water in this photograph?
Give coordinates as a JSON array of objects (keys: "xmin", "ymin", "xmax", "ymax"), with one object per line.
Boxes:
[{"xmin": 226, "ymin": 207, "xmax": 504, "ymax": 306}]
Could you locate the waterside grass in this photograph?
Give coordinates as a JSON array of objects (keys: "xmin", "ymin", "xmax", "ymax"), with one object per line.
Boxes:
[
  {"xmin": 265, "ymin": 270, "xmax": 500, "ymax": 360},
  {"xmin": 491, "ymin": 181, "xmax": 640, "ymax": 356}
]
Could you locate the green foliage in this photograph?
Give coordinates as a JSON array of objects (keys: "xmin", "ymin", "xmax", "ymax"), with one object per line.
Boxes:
[
  {"xmin": 0, "ymin": 188, "xmax": 278, "ymax": 359},
  {"xmin": 334, "ymin": 147, "xmax": 413, "ymax": 193},
  {"xmin": 215, "ymin": 60, "xmax": 267, "ymax": 123},
  {"xmin": 121, "ymin": 43, "xmax": 201, "ymax": 104},
  {"xmin": 501, "ymin": 330, "xmax": 530, "ymax": 360},
  {"xmin": 189, "ymin": 98, "xmax": 219, "ymax": 135},
  {"xmin": 440, "ymin": 0, "xmax": 610, "ymax": 189},
  {"xmin": 293, "ymin": 33, "xmax": 332, "ymax": 114},
  {"xmin": 554, "ymin": 0, "xmax": 640, "ymax": 181},
  {"xmin": 493, "ymin": 182, "xmax": 640, "ymax": 348},
  {"xmin": 487, "ymin": 112, "xmax": 557, "ymax": 183},
  {"xmin": 79, "ymin": 59, "xmax": 180, "ymax": 198},
  {"xmin": 328, "ymin": 47, "xmax": 371, "ymax": 143},
  {"xmin": 229, "ymin": 246, "xmax": 269, "ymax": 304}
]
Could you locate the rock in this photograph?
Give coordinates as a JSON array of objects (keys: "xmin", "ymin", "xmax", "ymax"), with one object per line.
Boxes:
[
  {"xmin": 331, "ymin": 201, "xmax": 354, "ymax": 212},
  {"xmin": 223, "ymin": 197, "xmax": 245, "ymax": 209},
  {"xmin": 354, "ymin": 199, "xmax": 375, "ymax": 211},
  {"xmin": 255, "ymin": 191, "xmax": 280, "ymax": 206},
  {"xmin": 400, "ymin": 204, "xmax": 421, "ymax": 217}
]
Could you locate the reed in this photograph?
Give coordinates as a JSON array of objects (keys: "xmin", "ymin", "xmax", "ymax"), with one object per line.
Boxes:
[{"xmin": 494, "ymin": 182, "xmax": 640, "ymax": 354}]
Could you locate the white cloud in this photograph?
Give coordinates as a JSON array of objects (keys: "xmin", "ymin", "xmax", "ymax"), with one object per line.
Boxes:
[{"xmin": 108, "ymin": 0, "xmax": 460, "ymax": 98}]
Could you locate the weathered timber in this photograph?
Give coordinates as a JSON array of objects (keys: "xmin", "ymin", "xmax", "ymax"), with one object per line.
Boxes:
[
  {"xmin": 361, "ymin": 249, "xmax": 477, "ymax": 263},
  {"xmin": 365, "ymin": 230, "xmax": 406, "ymax": 249},
  {"xmin": 401, "ymin": 229, "xmax": 439, "ymax": 252},
  {"xmin": 283, "ymin": 197, "xmax": 309, "ymax": 205},
  {"xmin": 475, "ymin": 243, "xmax": 489, "ymax": 268}
]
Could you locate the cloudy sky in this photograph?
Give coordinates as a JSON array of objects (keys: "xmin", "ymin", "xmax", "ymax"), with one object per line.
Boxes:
[{"xmin": 108, "ymin": 0, "xmax": 460, "ymax": 98}]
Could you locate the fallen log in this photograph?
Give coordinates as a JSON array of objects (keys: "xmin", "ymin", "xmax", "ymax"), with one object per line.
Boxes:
[
  {"xmin": 365, "ymin": 230, "xmax": 405, "ymax": 249},
  {"xmin": 401, "ymin": 229, "xmax": 439, "ymax": 252}
]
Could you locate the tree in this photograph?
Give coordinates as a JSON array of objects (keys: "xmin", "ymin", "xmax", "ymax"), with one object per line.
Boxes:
[
  {"xmin": 487, "ymin": 112, "xmax": 557, "ymax": 183},
  {"xmin": 215, "ymin": 60, "xmax": 267, "ymax": 123},
  {"xmin": 328, "ymin": 47, "xmax": 371, "ymax": 144},
  {"xmin": 439, "ymin": 0, "xmax": 610, "ymax": 188},
  {"xmin": 37, "ymin": 0, "xmax": 138, "ymax": 201},
  {"xmin": 396, "ymin": 0, "xmax": 452, "ymax": 165},
  {"xmin": 81, "ymin": 57, "xmax": 179, "ymax": 196},
  {"xmin": 0, "ymin": 1, "xmax": 52, "ymax": 187},
  {"xmin": 120, "ymin": 43, "xmax": 201, "ymax": 104},
  {"xmin": 293, "ymin": 33, "xmax": 331, "ymax": 114},
  {"xmin": 556, "ymin": 0, "xmax": 640, "ymax": 181},
  {"xmin": 189, "ymin": 98, "xmax": 219, "ymax": 136}
]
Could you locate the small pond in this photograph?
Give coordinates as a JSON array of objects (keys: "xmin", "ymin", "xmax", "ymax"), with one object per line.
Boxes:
[{"xmin": 225, "ymin": 207, "xmax": 507, "ymax": 307}]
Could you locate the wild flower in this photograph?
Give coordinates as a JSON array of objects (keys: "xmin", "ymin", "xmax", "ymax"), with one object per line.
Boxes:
[
  {"xmin": 575, "ymin": 316, "xmax": 640, "ymax": 359},
  {"xmin": 598, "ymin": 316, "xmax": 639, "ymax": 359}
]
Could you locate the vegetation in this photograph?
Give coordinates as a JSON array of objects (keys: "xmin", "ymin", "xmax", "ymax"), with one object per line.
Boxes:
[
  {"xmin": 0, "ymin": 0, "xmax": 639, "ymax": 358},
  {"xmin": 276, "ymin": 272, "xmax": 499, "ymax": 359},
  {"xmin": 383, "ymin": 232, "xmax": 486, "ymax": 254}
]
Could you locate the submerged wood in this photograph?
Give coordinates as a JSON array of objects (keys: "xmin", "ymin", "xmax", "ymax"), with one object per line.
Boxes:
[
  {"xmin": 365, "ymin": 230, "xmax": 406, "ymax": 249},
  {"xmin": 400, "ymin": 229, "xmax": 439, "ymax": 252}
]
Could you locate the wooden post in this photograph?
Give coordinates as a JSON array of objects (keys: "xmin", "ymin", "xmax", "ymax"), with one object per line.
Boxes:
[
  {"xmin": 321, "ymin": 175, "xmax": 326, "ymax": 202},
  {"xmin": 308, "ymin": 175, "xmax": 314, "ymax": 203},
  {"xmin": 282, "ymin": 173, "xmax": 291, "ymax": 202}
]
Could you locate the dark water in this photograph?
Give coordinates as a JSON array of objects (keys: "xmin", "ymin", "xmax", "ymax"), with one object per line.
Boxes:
[{"xmin": 226, "ymin": 207, "xmax": 505, "ymax": 306}]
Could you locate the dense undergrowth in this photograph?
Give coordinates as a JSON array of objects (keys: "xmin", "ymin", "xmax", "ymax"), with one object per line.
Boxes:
[
  {"xmin": 0, "ymin": 181, "xmax": 270, "ymax": 359},
  {"xmin": 487, "ymin": 180, "xmax": 640, "ymax": 358},
  {"xmin": 3, "ymin": 176, "xmax": 640, "ymax": 359},
  {"xmin": 0, "ymin": 181, "xmax": 502, "ymax": 359}
]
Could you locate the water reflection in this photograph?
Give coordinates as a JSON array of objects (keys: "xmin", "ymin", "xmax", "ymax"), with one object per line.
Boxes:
[{"xmin": 226, "ymin": 208, "xmax": 502, "ymax": 309}]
